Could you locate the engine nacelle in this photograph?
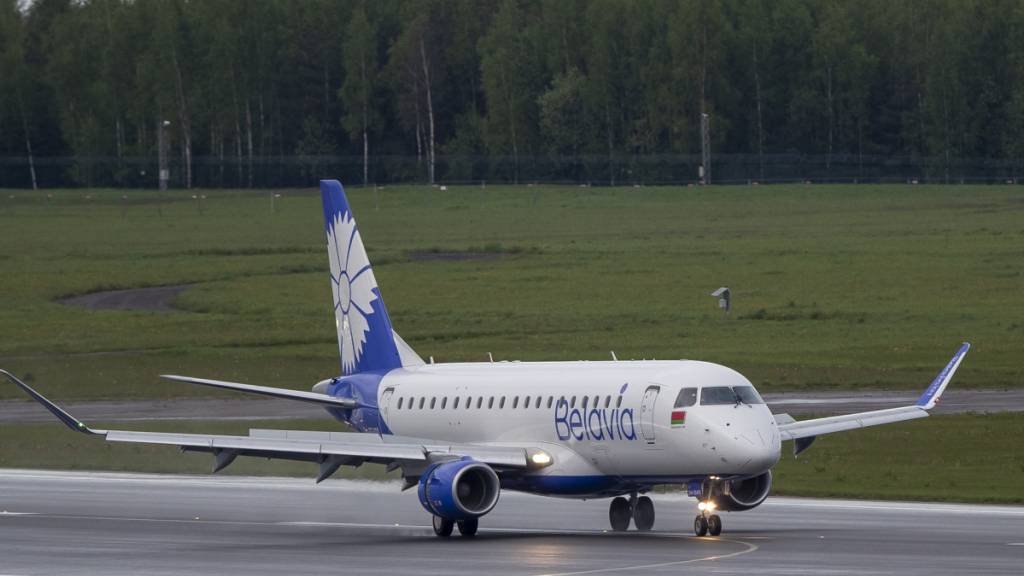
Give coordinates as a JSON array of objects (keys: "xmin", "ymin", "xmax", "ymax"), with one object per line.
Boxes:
[
  {"xmin": 711, "ymin": 470, "xmax": 772, "ymax": 511},
  {"xmin": 417, "ymin": 458, "xmax": 500, "ymax": 521}
]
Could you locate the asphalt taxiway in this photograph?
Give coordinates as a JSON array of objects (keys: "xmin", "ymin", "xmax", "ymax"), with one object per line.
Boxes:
[{"xmin": 1, "ymin": 469, "xmax": 1021, "ymax": 575}]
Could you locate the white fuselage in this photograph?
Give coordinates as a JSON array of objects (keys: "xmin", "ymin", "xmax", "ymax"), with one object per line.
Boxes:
[{"xmin": 373, "ymin": 360, "xmax": 781, "ymax": 494}]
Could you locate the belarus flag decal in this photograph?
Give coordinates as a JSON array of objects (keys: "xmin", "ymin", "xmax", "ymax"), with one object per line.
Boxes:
[{"xmin": 671, "ymin": 410, "xmax": 686, "ymax": 427}]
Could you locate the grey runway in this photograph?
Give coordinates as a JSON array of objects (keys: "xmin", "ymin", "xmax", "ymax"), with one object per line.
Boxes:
[
  {"xmin": 1, "ymin": 470, "xmax": 1021, "ymax": 576},
  {"xmin": 2, "ymin": 388, "xmax": 1022, "ymax": 424}
]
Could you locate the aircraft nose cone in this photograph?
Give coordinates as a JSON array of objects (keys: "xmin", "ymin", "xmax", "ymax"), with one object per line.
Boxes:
[{"xmin": 723, "ymin": 419, "xmax": 780, "ymax": 473}]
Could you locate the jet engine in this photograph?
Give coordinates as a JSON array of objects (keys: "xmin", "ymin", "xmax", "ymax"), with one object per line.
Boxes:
[
  {"xmin": 417, "ymin": 458, "xmax": 501, "ymax": 521},
  {"xmin": 709, "ymin": 470, "xmax": 772, "ymax": 511}
]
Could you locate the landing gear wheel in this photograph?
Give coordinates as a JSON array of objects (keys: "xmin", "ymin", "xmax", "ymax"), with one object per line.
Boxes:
[
  {"xmin": 694, "ymin": 515, "xmax": 708, "ymax": 537},
  {"xmin": 457, "ymin": 518, "xmax": 479, "ymax": 537},
  {"xmin": 633, "ymin": 496, "xmax": 655, "ymax": 532},
  {"xmin": 707, "ymin": 514, "xmax": 722, "ymax": 536},
  {"xmin": 609, "ymin": 496, "xmax": 632, "ymax": 531},
  {"xmin": 432, "ymin": 515, "xmax": 454, "ymax": 537}
]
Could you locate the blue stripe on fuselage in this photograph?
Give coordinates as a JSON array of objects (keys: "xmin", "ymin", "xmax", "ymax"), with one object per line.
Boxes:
[{"xmin": 501, "ymin": 474, "xmax": 733, "ymax": 498}]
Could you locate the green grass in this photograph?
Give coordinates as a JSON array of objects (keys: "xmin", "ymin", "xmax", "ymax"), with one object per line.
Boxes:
[
  {"xmin": 772, "ymin": 412, "xmax": 1024, "ymax": 503},
  {"xmin": 1, "ymin": 413, "xmax": 1019, "ymax": 503},
  {"xmin": 0, "ymin": 184, "xmax": 1021, "ymax": 401}
]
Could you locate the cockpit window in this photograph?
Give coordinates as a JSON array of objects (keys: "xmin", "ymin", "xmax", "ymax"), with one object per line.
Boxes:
[
  {"xmin": 733, "ymin": 386, "xmax": 765, "ymax": 404},
  {"xmin": 700, "ymin": 386, "xmax": 737, "ymax": 405},
  {"xmin": 700, "ymin": 386, "xmax": 765, "ymax": 405},
  {"xmin": 674, "ymin": 387, "xmax": 698, "ymax": 408}
]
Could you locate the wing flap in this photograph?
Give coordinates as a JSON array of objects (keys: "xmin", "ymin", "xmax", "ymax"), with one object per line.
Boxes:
[{"xmin": 104, "ymin": 430, "xmax": 432, "ymax": 461}]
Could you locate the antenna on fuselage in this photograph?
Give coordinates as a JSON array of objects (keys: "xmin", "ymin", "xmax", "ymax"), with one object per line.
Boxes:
[
  {"xmin": 610, "ymin": 351, "xmax": 618, "ymax": 361},
  {"xmin": 488, "ymin": 352, "xmax": 494, "ymax": 363}
]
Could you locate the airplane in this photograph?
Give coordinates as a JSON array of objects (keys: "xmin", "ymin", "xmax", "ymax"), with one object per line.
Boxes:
[{"xmin": 2, "ymin": 180, "xmax": 971, "ymax": 538}]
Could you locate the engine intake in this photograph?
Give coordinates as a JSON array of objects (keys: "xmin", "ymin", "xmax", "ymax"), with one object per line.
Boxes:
[
  {"xmin": 711, "ymin": 470, "xmax": 772, "ymax": 511},
  {"xmin": 417, "ymin": 458, "xmax": 500, "ymax": 521}
]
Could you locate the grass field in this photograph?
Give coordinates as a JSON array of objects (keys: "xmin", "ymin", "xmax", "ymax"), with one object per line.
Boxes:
[
  {"xmin": 0, "ymin": 184, "xmax": 1021, "ymax": 402},
  {"xmin": 1, "ymin": 413, "xmax": 1020, "ymax": 504},
  {"xmin": 1, "ymin": 183, "xmax": 1022, "ymax": 503}
]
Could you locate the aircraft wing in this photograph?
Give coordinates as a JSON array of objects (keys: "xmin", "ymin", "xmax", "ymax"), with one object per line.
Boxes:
[
  {"xmin": 1, "ymin": 370, "xmax": 542, "ymax": 482},
  {"xmin": 775, "ymin": 342, "xmax": 970, "ymax": 454}
]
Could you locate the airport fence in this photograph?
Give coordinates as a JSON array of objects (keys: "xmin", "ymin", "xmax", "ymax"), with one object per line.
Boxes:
[{"xmin": 2, "ymin": 153, "xmax": 1024, "ymax": 189}]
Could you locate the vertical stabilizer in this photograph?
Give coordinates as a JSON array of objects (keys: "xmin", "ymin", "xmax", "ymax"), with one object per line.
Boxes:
[{"xmin": 321, "ymin": 180, "xmax": 402, "ymax": 375}]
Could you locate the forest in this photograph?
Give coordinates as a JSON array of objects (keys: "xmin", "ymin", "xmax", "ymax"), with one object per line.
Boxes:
[{"xmin": 2, "ymin": 0, "xmax": 1024, "ymax": 188}]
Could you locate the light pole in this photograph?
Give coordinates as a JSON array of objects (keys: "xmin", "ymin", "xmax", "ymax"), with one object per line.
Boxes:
[
  {"xmin": 700, "ymin": 113, "xmax": 711, "ymax": 185},
  {"xmin": 158, "ymin": 120, "xmax": 170, "ymax": 191}
]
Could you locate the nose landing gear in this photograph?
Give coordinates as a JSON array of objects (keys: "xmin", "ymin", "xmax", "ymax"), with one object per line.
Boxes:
[
  {"xmin": 694, "ymin": 509, "xmax": 722, "ymax": 537},
  {"xmin": 608, "ymin": 492, "xmax": 656, "ymax": 532}
]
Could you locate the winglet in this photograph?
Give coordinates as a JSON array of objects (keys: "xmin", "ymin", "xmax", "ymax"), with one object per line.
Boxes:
[
  {"xmin": 0, "ymin": 369, "xmax": 102, "ymax": 435},
  {"xmin": 915, "ymin": 342, "xmax": 971, "ymax": 410}
]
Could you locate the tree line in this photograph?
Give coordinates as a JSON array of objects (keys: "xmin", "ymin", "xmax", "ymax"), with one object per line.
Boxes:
[{"xmin": 2, "ymin": 0, "xmax": 1024, "ymax": 189}]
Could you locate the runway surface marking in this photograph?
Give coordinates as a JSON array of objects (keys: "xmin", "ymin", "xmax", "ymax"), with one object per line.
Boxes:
[{"xmin": 533, "ymin": 538, "xmax": 758, "ymax": 576}]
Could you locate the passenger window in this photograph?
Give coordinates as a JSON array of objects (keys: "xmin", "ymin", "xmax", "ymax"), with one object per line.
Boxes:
[
  {"xmin": 616, "ymin": 395, "xmax": 622, "ymax": 408},
  {"xmin": 674, "ymin": 387, "xmax": 698, "ymax": 408},
  {"xmin": 604, "ymin": 396, "xmax": 611, "ymax": 408},
  {"xmin": 547, "ymin": 396, "xmax": 553, "ymax": 409},
  {"xmin": 476, "ymin": 397, "xmax": 483, "ymax": 409},
  {"xmin": 397, "ymin": 398, "xmax": 404, "ymax": 409},
  {"xmin": 571, "ymin": 396, "xmax": 577, "ymax": 408},
  {"xmin": 418, "ymin": 397, "xmax": 425, "ymax": 409},
  {"xmin": 536, "ymin": 396, "xmax": 542, "ymax": 408},
  {"xmin": 488, "ymin": 397, "xmax": 494, "ymax": 409},
  {"xmin": 524, "ymin": 397, "xmax": 531, "ymax": 409},
  {"xmin": 430, "ymin": 397, "xmax": 436, "ymax": 409},
  {"xmin": 466, "ymin": 396, "xmax": 471, "ymax": 409},
  {"xmin": 454, "ymin": 397, "xmax": 460, "ymax": 409},
  {"xmin": 593, "ymin": 395, "xmax": 599, "ymax": 408},
  {"xmin": 582, "ymin": 396, "xmax": 589, "ymax": 409},
  {"xmin": 499, "ymin": 396, "xmax": 506, "ymax": 409},
  {"xmin": 408, "ymin": 397, "xmax": 414, "ymax": 409},
  {"xmin": 441, "ymin": 397, "xmax": 448, "ymax": 409},
  {"xmin": 513, "ymin": 396, "xmax": 519, "ymax": 409}
]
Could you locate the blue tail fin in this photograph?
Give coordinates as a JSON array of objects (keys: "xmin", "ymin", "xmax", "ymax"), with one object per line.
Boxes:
[{"xmin": 321, "ymin": 180, "xmax": 401, "ymax": 376}]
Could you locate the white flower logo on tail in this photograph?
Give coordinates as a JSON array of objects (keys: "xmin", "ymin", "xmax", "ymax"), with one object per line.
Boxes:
[{"xmin": 327, "ymin": 211, "xmax": 379, "ymax": 373}]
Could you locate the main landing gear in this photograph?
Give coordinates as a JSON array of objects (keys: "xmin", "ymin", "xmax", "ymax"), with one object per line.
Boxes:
[
  {"xmin": 432, "ymin": 515, "xmax": 478, "ymax": 538},
  {"xmin": 608, "ymin": 493, "xmax": 655, "ymax": 532},
  {"xmin": 694, "ymin": 508, "xmax": 722, "ymax": 537}
]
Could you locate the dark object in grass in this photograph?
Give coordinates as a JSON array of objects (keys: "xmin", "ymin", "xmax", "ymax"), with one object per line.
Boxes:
[{"xmin": 58, "ymin": 285, "xmax": 192, "ymax": 312}]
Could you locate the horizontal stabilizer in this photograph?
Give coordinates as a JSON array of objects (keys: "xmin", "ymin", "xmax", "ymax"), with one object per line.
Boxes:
[{"xmin": 160, "ymin": 375, "xmax": 361, "ymax": 409}]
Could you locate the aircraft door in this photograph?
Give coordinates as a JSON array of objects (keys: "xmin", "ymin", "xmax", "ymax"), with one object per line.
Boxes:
[
  {"xmin": 380, "ymin": 387, "xmax": 395, "ymax": 428},
  {"xmin": 640, "ymin": 385, "xmax": 660, "ymax": 444}
]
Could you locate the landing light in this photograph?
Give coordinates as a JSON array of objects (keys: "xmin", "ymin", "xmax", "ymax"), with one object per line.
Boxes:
[
  {"xmin": 529, "ymin": 451, "xmax": 553, "ymax": 467},
  {"xmin": 697, "ymin": 501, "xmax": 717, "ymax": 512}
]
